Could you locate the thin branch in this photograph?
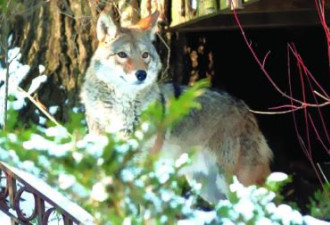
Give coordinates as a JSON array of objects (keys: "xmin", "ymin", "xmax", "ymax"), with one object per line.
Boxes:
[
  {"xmin": 268, "ymin": 104, "xmax": 300, "ymax": 110},
  {"xmin": 290, "ymin": 41, "xmax": 330, "ymax": 145},
  {"xmin": 4, "ymin": 42, "xmax": 9, "ymax": 130},
  {"xmin": 262, "ymin": 51, "xmax": 271, "ymax": 68},
  {"xmin": 288, "ymin": 43, "xmax": 329, "ymax": 99},
  {"xmin": 314, "ymin": 0, "xmax": 330, "ymax": 66},
  {"xmin": 231, "ymin": 7, "xmax": 329, "ymax": 109},
  {"xmin": 308, "ymin": 114, "xmax": 330, "ymax": 154},
  {"xmin": 317, "ymin": 162, "xmax": 329, "ymax": 183},
  {"xmin": 250, "ymin": 100, "xmax": 330, "ymax": 115},
  {"xmin": 303, "ymin": 61, "xmax": 330, "ymax": 147},
  {"xmin": 17, "ymin": 87, "xmax": 73, "ymax": 138},
  {"xmin": 314, "ymin": 91, "xmax": 330, "ymax": 102},
  {"xmin": 157, "ymin": 32, "xmax": 170, "ymax": 81},
  {"xmin": 294, "ymin": 43, "xmax": 311, "ymax": 152},
  {"xmin": 288, "ymin": 45, "xmax": 324, "ymax": 185},
  {"xmin": 249, "ymin": 107, "xmax": 300, "ymax": 115},
  {"xmin": 3, "ymin": 15, "xmax": 9, "ymax": 130},
  {"xmin": 231, "ymin": 5, "xmax": 330, "ymax": 117}
]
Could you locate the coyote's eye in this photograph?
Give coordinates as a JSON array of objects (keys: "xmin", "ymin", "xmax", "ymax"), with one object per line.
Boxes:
[
  {"xmin": 117, "ymin": 52, "xmax": 128, "ymax": 58},
  {"xmin": 142, "ymin": 52, "xmax": 149, "ymax": 59}
]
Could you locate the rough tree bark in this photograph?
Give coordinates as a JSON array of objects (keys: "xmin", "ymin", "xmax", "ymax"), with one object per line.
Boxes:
[{"xmin": 8, "ymin": 0, "xmax": 96, "ymax": 123}]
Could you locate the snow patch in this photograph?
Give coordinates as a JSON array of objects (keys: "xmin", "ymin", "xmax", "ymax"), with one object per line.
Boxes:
[
  {"xmin": 178, "ymin": 210, "xmax": 216, "ymax": 225},
  {"xmin": 49, "ymin": 105, "xmax": 59, "ymax": 115},
  {"xmin": 27, "ymin": 74, "xmax": 47, "ymax": 94},
  {"xmin": 267, "ymin": 172, "xmax": 289, "ymax": 183},
  {"xmin": 91, "ymin": 181, "xmax": 109, "ymax": 202},
  {"xmin": 0, "ymin": 47, "xmax": 30, "ymax": 126},
  {"xmin": 59, "ymin": 174, "xmax": 76, "ymax": 190},
  {"xmin": 175, "ymin": 153, "xmax": 189, "ymax": 168},
  {"xmin": 45, "ymin": 126, "xmax": 69, "ymax": 139},
  {"xmin": 76, "ymin": 134, "xmax": 108, "ymax": 157},
  {"xmin": 38, "ymin": 116, "xmax": 47, "ymax": 125},
  {"xmin": 38, "ymin": 64, "xmax": 45, "ymax": 74},
  {"xmin": 23, "ymin": 134, "xmax": 72, "ymax": 157}
]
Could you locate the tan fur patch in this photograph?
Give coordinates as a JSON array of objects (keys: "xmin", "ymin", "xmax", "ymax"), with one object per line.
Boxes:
[{"xmin": 235, "ymin": 163, "xmax": 270, "ymax": 186}]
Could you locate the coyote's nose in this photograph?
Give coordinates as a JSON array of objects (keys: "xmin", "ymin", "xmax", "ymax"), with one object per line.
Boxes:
[{"xmin": 135, "ymin": 70, "xmax": 147, "ymax": 82}]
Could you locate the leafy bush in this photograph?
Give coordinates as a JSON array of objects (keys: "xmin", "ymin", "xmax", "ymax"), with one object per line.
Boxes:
[
  {"xmin": 309, "ymin": 182, "xmax": 330, "ymax": 220},
  {"xmin": 1, "ymin": 79, "xmax": 329, "ymax": 224},
  {"xmin": 0, "ymin": 80, "xmax": 209, "ymax": 224}
]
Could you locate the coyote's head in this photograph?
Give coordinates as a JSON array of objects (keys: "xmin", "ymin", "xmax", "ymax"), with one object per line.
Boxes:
[{"xmin": 92, "ymin": 11, "xmax": 161, "ymax": 91}]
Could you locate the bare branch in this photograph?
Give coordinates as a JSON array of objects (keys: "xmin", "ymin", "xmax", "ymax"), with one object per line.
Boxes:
[
  {"xmin": 317, "ymin": 162, "xmax": 329, "ymax": 183},
  {"xmin": 314, "ymin": 91, "xmax": 330, "ymax": 102},
  {"xmin": 249, "ymin": 107, "xmax": 301, "ymax": 115},
  {"xmin": 262, "ymin": 51, "xmax": 271, "ymax": 68},
  {"xmin": 232, "ymin": 8, "xmax": 329, "ymax": 109},
  {"xmin": 308, "ymin": 114, "xmax": 330, "ymax": 154},
  {"xmin": 17, "ymin": 87, "xmax": 72, "ymax": 138},
  {"xmin": 157, "ymin": 33, "xmax": 170, "ymax": 81}
]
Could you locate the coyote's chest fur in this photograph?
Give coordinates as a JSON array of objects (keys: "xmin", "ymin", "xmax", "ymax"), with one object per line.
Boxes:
[
  {"xmin": 81, "ymin": 71, "xmax": 160, "ymax": 134},
  {"xmin": 81, "ymin": 10, "xmax": 273, "ymax": 204}
]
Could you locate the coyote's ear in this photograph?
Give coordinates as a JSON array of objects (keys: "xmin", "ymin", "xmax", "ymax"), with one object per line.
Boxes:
[
  {"xmin": 97, "ymin": 12, "xmax": 120, "ymax": 41},
  {"xmin": 134, "ymin": 11, "xmax": 159, "ymax": 40}
]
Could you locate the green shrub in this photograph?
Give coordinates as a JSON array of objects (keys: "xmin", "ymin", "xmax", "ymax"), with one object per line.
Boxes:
[
  {"xmin": 1, "ymin": 79, "xmax": 329, "ymax": 224},
  {"xmin": 309, "ymin": 182, "xmax": 330, "ymax": 219}
]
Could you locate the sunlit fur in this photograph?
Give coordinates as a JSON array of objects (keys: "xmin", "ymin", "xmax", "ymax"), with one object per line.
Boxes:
[
  {"xmin": 81, "ymin": 11, "xmax": 273, "ymax": 204},
  {"xmin": 92, "ymin": 29, "xmax": 161, "ymax": 94}
]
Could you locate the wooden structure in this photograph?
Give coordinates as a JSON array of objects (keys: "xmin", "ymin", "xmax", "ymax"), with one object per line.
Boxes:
[{"xmin": 170, "ymin": 0, "xmax": 330, "ymax": 31}]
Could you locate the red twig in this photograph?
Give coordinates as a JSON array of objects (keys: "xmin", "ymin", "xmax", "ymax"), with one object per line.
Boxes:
[
  {"xmin": 314, "ymin": 0, "xmax": 330, "ymax": 67},
  {"xmin": 288, "ymin": 44, "xmax": 329, "ymax": 99},
  {"xmin": 262, "ymin": 51, "xmax": 271, "ymax": 68},
  {"xmin": 294, "ymin": 44, "xmax": 311, "ymax": 152},
  {"xmin": 268, "ymin": 104, "xmax": 300, "ymax": 110},
  {"xmin": 231, "ymin": 0, "xmax": 330, "ymax": 185},
  {"xmin": 289, "ymin": 43, "xmax": 330, "ymax": 147},
  {"xmin": 288, "ymin": 50, "xmax": 324, "ymax": 185},
  {"xmin": 231, "ymin": 7, "xmax": 330, "ymax": 110},
  {"xmin": 308, "ymin": 113, "xmax": 330, "ymax": 155}
]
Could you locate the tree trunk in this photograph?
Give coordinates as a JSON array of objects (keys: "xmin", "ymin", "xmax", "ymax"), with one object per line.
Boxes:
[{"xmin": 7, "ymin": 0, "xmax": 97, "ymax": 123}]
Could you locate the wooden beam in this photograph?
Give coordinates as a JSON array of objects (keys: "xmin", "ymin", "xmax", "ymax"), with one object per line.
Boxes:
[{"xmin": 169, "ymin": 0, "xmax": 330, "ymax": 32}]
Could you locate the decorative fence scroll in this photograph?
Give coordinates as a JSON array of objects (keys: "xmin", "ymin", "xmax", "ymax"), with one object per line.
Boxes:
[{"xmin": 0, "ymin": 162, "xmax": 94, "ymax": 225}]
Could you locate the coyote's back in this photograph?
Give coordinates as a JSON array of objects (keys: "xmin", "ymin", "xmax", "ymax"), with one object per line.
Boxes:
[{"xmin": 80, "ymin": 10, "xmax": 273, "ymax": 204}]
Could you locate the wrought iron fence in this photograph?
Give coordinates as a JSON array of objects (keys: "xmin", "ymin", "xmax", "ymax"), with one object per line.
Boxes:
[{"xmin": 0, "ymin": 162, "xmax": 94, "ymax": 225}]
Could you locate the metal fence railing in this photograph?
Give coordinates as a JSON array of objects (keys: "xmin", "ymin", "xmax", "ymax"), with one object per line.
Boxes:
[{"xmin": 0, "ymin": 161, "xmax": 94, "ymax": 225}]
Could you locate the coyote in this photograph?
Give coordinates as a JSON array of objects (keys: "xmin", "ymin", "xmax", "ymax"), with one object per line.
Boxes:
[{"xmin": 80, "ymin": 11, "xmax": 273, "ymax": 204}]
